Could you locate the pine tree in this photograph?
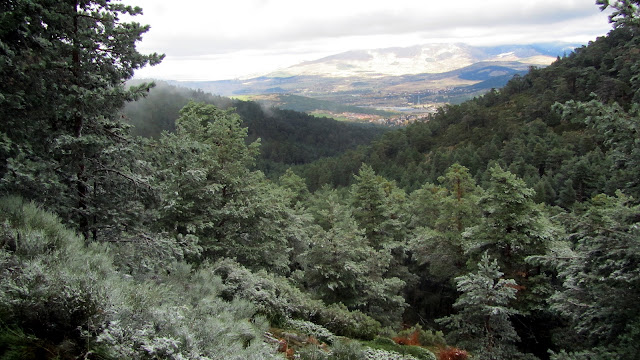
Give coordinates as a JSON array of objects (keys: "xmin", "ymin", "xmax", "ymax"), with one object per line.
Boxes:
[
  {"xmin": 464, "ymin": 165, "xmax": 555, "ymax": 278},
  {"xmin": 301, "ymin": 196, "xmax": 406, "ymax": 325},
  {"xmin": 151, "ymin": 102, "xmax": 299, "ymax": 272},
  {"xmin": 351, "ymin": 164, "xmax": 389, "ymax": 248},
  {"xmin": 437, "ymin": 164, "xmax": 481, "ymax": 233},
  {"xmin": 350, "ymin": 164, "xmax": 406, "ymax": 249},
  {"xmin": 547, "ymin": 192, "xmax": 640, "ymax": 359},
  {"xmin": 408, "ymin": 164, "xmax": 481, "ymax": 281},
  {"xmin": 437, "ymin": 253, "xmax": 521, "ymax": 360},
  {"xmin": 0, "ymin": 0, "xmax": 163, "ymax": 239},
  {"xmin": 555, "ymin": 98, "xmax": 640, "ymax": 202}
]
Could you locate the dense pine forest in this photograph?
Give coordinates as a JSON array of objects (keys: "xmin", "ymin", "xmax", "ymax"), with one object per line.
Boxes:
[{"xmin": 1, "ymin": 1, "xmax": 640, "ymax": 359}]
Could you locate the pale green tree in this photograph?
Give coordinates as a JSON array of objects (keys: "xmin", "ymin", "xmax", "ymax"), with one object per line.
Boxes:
[
  {"xmin": 545, "ymin": 192, "xmax": 640, "ymax": 360},
  {"xmin": 351, "ymin": 164, "xmax": 391, "ymax": 248},
  {"xmin": 464, "ymin": 166, "xmax": 555, "ymax": 276},
  {"xmin": 437, "ymin": 253, "xmax": 522, "ymax": 360},
  {"xmin": 409, "ymin": 164, "xmax": 481, "ymax": 281},
  {"xmin": 301, "ymin": 195, "xmax": 406, "ymax": 325},
  {"xmin": 152, "ymin": 102, "xmax": 294, "ymax": 272}
]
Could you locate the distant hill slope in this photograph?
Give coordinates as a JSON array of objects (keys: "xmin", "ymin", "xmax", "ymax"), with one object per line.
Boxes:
[
  {"xmin": 238, "ymin": 94, "xmax": 394, "ymax": 116},
  {"xmin": 122, "ymin": 81, "xmax": 388, "ymax": 173}
]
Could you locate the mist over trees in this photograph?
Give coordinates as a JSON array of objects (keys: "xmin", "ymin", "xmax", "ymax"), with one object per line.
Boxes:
[{"xmin": 1, "ymin": 0, "xmax": 640, "ymax": 359}]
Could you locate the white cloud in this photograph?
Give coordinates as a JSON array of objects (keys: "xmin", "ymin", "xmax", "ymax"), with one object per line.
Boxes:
[{"xmin": 124, "ymin": 0, "xmax": 613, "ymax": 80}]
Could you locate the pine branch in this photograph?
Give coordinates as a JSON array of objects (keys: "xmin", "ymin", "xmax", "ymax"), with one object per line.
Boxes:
[{"xmin": 95, "ymin": 166, "xmax": 152, "ymax": 189}]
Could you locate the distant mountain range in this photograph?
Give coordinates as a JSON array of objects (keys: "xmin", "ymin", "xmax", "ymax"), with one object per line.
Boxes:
[
  {"xmin": 173, "ymin": 42, "xmax": 580, "ymax": 110},
  {"xmin": 267, "ymin": 43, "xmax": 573, "ymax": 78}
]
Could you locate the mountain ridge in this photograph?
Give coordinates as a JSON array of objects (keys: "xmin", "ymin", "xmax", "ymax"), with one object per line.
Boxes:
[{"xmin": 265, "ymin": 42, "xmax": 577, "ymax": 78}]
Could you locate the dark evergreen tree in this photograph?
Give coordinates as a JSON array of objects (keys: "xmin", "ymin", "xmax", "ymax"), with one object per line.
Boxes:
[
  {"xmin": 546, "ymin": 192, "xmax": 640, "ymax": 360},
  {"xmin": 0, "ymin": 0, "xmax": 163, "ymax": 239}
]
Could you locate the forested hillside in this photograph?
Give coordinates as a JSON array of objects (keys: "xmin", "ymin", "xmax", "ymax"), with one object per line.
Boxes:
[
  {"xmin": 1, "ymin": 1, "xmax": 640, "ymax": 360},
  {"xmin": 122, "ymin": 81, "xmax": 387, "ymax": 174},
  {"xmin": 297, "ymin": 23, "xmax": 640, "ymax": 202}
]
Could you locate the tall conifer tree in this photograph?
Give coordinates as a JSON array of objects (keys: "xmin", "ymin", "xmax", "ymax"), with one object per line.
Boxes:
[{"xmin": 0, "ymin": 0, "xmax": 163, "ymax": 239}]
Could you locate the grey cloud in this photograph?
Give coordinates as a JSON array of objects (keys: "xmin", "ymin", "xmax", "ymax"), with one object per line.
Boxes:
[{"xmin": 142, "ymin": 1, "xmax": 608, "ymax": 57}]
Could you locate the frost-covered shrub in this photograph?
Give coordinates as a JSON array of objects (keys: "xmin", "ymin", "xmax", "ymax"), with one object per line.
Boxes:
[
  {"xmin": 328, "ymin": 339, "xmax": 367, "ymax": 360},
  {"xmin": 0, "ymin": 196, "xmax": 114, "ymax": 349},
  {"xmin": 317, "ymin": 304, "xmax": 382, "ymax": 340},
  {"xmin": 110, "ymin": 232, "xmax": 202, "ymax": 277},
  {"xmin": 211, "ymin": 258, "xmax": 382, "ymax": 339},
  {"xmin": 363, "ymin": 348, "xmax": 420, "ymax": 360},
  {"xmin": 97, "ymin": 264, "xmax": 281, "ymax": 360},
  {"xmin": 297, "ymin": 345, "xmax": 330, "ymax": 360},
  {"xmin": 287, "ymin": 319, "xmax": 337, "ymax": 344},
  {"xmin": 372, "ymin": 336, "xmax": 397, "ymax": 346},
  {"xmin": 212, "ymin": 257, "xmax": 317, "ymax": 323},
  {"xmin": 0, "ymin": 197, "xmax": 281, "ymax": 359},
  {"xmin": 365, "ymin": 335, "xmax": 437, "ymax": 360}
]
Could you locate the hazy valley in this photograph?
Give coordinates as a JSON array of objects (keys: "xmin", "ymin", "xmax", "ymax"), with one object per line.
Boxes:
[{"xmin": 172, "ymin": 42, "xmax": 577, "ymax": 124}]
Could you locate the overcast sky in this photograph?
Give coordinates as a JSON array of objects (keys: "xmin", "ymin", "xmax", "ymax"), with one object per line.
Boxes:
[{"xmin": 123, "ymin": 0, "xmax": 614, "ymax": 81}]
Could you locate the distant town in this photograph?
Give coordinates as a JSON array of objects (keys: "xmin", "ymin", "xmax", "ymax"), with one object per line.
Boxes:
[{"xmin": 312, "ymin": 104, "xmax": 439, "ymax": 126}]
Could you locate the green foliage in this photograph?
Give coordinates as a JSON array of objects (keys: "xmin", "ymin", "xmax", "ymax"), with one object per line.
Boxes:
[
  {"xmin": 211, "ymin": 257, "xmax": 314, "ymax": 324},
  {"xmin": 301, "ymin": 175, "xmax": 407, "ymax": 326},
  {"xmin": 543, "ymin": 192, "xmax": 640, "ymax": 359},
  {"xmin": 0, "ymin": 196, "xmax": 114, "ymax": 348},
  {"xmin": 555, "ymin": 98, "xmax": 640, "ymax": 202},
  {"xmin": 97, "ymin": 264, "xmax": 280, "ymax": 360},
  {"xmin": 3, "ymin": 1, "xmax": 640, "ymax": 359},
  {"xmin": 317, "ymin": 304, "xmax": 382, "ymax": 340},
  {"xmin": 151, "ymin": 101, "xmax": 299, "ymax": 272},
  {"xmin": 351, "ymin": 164, "xmax": 400, "ymax": 248},
  {"xmin": 280, "ymin": 168, "xmax": 311, "ymax": 204},
  {"xmin": 408, "ymin": 164, "xmax": 481, "ymax": 285},
  {"xmin": 360, "ymin": 342, "xmax": 436, "ymax": 360},
  {"xmin": 297, "ymin": 345, "xmax": 330, "ymax": 360},
  {"xmin": 295, "ymin": 24, "xmax": 639, "ymax": 208},
  {"xmin": 437, "ymin": 253, "xmax": 523, "ymax": 360},
  {"xmin": 328, "ymin": 339, "xmax": 367, "ymax": 360},
  {"xmin": 0, "ymin": 196, "xmax": 280, "ymax": 359},
  {"xmin": 464, "ymin": 166, "xmax": 555, "ymax": 276},
  {"xmin": 598, "ymin": 0, "xmax": 640, "ymax": 29},
  {"xmin": 0, "ymin": 0, "xmax": 163, "ymax": 240},
  {"xmin": 210, "ymin": 258, "xmax": 382, "ymax": 340},
  {"xmin": 121, "ymin": 82, "xmax": 386, "ymax": 175}
]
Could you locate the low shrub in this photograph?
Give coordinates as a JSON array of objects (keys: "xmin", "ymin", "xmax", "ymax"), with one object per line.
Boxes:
[
  {"xmin": 317, "ymin": 303, "xmax": 382, "ymax": 340},
  {"xmin": 363, "ymin": 338, "xmax": 437, "ymax": 360},
  {"xmin": 328, "ymin": 339, "xmax": 367, "ymax": 360},
  {"xmin": 287, "ymin": 319, "xmax": 337, "ymax": 344},
  {"xmin": 362, "ymin": 348, "xmax": 420, "ymax": 360},
  {"xmin": 393, "ymin": 325, "xmax": 446, "ymax": 348},
  {"xmin": 212, "ymin": 258, "xmax": 382, "ymax": 340},
  {"xmin": 0, "ymin": 197, "xmax": 282, "ymax": 359}
]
